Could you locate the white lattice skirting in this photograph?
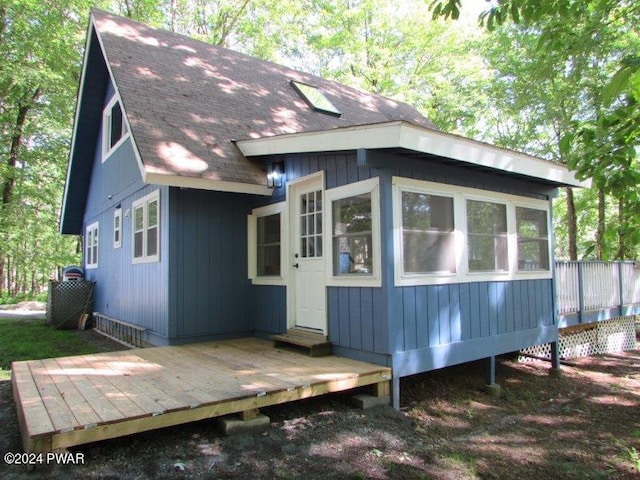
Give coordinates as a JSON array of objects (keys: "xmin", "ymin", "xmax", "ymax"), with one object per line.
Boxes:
[{"xmin": 521, "ymin": 316, "xmax": 638, "ymax": 361}]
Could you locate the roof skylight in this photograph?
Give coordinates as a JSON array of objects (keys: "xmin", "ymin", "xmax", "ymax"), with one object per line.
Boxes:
[{"xmin": 290, "ymin": 80, "xmax": 342, "ymax": 117}]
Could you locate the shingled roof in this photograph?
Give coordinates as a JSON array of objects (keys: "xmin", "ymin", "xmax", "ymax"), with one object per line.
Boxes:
[
  {"xmin": 62, "ymin": 10, "xmax": 585, "ymax": 234},
  {"xmin": 91, "ymin": 9, "xmax": 436, "ymax": 189}
]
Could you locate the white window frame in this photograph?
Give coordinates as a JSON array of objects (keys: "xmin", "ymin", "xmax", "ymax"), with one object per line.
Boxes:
[
  {"xmin": 325, "ymin": 177, "xmax": 381, "ymax": 287},
  {"xmin": 463, "ymin": 194, "xmax": 510, "ymax": 275},
  {"xmin": 113, "ymin": 208, "xmax": 122, "ymax": 249},
  {"xmin": 248, "ymin": 202, "xmax": 287, "ymax": 286},
  {"xmin": 392, "ymin": 177, "xmax": 552, "ymax": 286},
  {"xmin": 132, "ymin": 190, "xmax": 160, "ymax": 264},
  {"xmin": 102, "ymin": 95, "xmax": 129, "ymax": 161},
  {"xmin": 514, "ymin": 204, "xmax": 551, "ymax": 272},
  {"xmin": 85, "ymin": 221, "xmax": 99, "ymax": 269}
]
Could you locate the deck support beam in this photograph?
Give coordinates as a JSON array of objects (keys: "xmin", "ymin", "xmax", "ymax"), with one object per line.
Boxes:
[
  {"xmin": 391, "ymin": 376, "xmax": 400, "ymax": 410},
  {"xmin": 484, "ymin": 356, "xmax": 501, "ymax": 397},
  {"xmin": 549, "ymin": 341, "xmax": 563, "ymax": 377}
]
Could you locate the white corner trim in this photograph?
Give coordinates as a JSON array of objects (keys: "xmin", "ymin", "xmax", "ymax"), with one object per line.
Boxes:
[{"xmin": 236, "ymin": 121, "xmax": 588, "ymax": 188}]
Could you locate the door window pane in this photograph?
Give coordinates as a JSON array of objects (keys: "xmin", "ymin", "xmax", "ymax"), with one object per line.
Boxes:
[{"xmin": 300, "ymin": 189, "xmax": 323, "ymax": 258}]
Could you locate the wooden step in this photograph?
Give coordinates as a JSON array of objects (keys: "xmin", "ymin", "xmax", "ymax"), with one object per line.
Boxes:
[{"xmin": 271, "ymin": 329, "xmax": 331, "ymax": 357}]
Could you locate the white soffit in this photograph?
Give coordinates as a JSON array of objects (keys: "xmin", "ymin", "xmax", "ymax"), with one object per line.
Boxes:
[
  {"xmin": 235, "ymin": 121, "xmax": 590, "ymax": 188},
  {"xmin": 144, "ymin": 172, "xmax": 273, "ymax": 196}
]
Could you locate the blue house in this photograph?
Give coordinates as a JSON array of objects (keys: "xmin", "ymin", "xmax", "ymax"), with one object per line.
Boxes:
[{"xmin": 61, "ymin": 10, "xmax": 586, "ymax": 406}]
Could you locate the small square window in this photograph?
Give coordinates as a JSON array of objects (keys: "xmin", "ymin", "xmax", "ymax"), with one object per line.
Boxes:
[
  {"xmin": 257, "ymin": 214, "xmax": 281, "ymax": 276},
  {"xmin": 132, "ymin": 191, "xmax": 160, "ymax": 264},
  {"xmin": 466, "ymin": 200, "xmax": 508, "ymax": 272},
  {"xmin": 86, "ymin": 222, "xmax": 99, "ymax": 269},
  {"xmin": 332, "ymin": 193, "xmax": 373, "ymax": 276},
  {"xmin": 248, "ymin": 203, "xmax": 285, "ymax": 285},
  {"xmin": 401, "ymin": 191, "xmax": 456, "ymax": 274},
  {"xmin": 516, "ymin": 207, "xmax": 549, "ymax": 270},
  {"xmin": 113, "ymin": 208, "xmax": 122, "ymax": 249}
]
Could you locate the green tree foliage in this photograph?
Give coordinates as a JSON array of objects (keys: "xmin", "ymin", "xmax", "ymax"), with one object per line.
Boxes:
[
  {"xmin": 432, "ymin": 0, "xmax": 640, "ymax": 260},
  {"xmin": 1, "ymin": 0, "xmax": 637, "ymax": 299},
  {"xmin": 0, "ymin": 0, "xmax": 94, "ymax": 296}
]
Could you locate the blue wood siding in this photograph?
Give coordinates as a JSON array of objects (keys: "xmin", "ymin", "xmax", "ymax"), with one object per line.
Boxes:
[
  {"xmin": 83, "ymin": 80, "xmax": 169, "ymax": 342},
  {"xmin": 84, "ymin": 184, "xmax": 170, "ymax": 341},
  {"xmin": 168, "ymin": 188, "xmax": 253, "ymax": 341},
  {"xmin": 251, "ymin": 152, "xmax": 373, "ymax": 209},
  {"xmin": 327, "ymin": 286, "xmax": 388, "ymax": 354},
  {"xmin": 84, "ymin": 82, "xmax": 143, "ymax": 222},
  {"xmin": 388, "ymin": 279, "xmax": 554, "ymax": 354},
  {"xmin": 252, "ymin": 285, "xmax": 287, "ymax": 337}
]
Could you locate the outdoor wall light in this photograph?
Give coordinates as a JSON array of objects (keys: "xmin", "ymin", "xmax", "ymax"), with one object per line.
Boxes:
[{"xmin": 267, "ymin": 161, "xmax": 284, "ymax": 189}]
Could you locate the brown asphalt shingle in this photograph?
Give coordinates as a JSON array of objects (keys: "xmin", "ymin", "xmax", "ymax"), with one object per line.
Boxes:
[{"xmin": 92, "ymin": 9, "xmax": 436, "ymax": 188}]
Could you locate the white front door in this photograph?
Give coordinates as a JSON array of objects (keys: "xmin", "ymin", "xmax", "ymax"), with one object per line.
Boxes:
[{"xmin": 289, "ymin": 173, "xmax": 326, "ymax": 333}]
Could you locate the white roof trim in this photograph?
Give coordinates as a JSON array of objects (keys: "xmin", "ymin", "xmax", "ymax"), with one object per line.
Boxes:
[
  {"xmin": 144, "ymin": 172, "xmax": 272, "ymax": 196},
  {"xmin": 236, "ymin": 121, "xmax": 589, "ymax": 188}
]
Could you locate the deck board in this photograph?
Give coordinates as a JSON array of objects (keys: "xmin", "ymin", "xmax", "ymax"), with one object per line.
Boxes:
[{"xmin": 12, "ymin": 338, "xmax": 392, "ymax": 453}]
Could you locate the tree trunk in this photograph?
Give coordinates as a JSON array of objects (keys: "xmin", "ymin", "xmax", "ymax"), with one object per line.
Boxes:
[
  {"xmin": 565, "ymin": 187, "xmax": 578, "ymax": 260},
  {"xmin": 0, "ymin": 257, "xmax": 4, "ymax": 297},
  {"xmin": 595, "ymin": 187, "xmax": 605, "ymax": 260},
  {"xmin": 2, "ymin": 87, "xmax": 42, "ymax": 208},
  {"xmin": 616, "ymin": 195, "xmax": 626, "ymax": 260}
]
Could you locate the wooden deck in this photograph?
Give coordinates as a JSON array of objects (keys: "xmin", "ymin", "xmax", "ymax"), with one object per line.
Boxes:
[{"xmin": 11, "ymin": 338, "xmax": 392, "ymax": 453}]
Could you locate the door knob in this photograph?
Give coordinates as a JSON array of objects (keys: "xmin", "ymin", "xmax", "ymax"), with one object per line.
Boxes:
[{"xmin": 293, "ymin": 263, "xmax": 299, "ymax": 268}]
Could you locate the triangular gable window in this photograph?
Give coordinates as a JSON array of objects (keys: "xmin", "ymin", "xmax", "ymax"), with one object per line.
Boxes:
[
  {"xmin": 102, "ymin": 95, "xmax": 129, "ymax": 161},
  {"xmin": 290, "ymin": 80, "xmax": 341, "ymax": 117}
]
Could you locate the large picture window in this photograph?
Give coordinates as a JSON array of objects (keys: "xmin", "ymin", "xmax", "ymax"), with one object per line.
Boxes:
[
  {"xmin": 102, "ymin": 95, "xmax": 128, "ymax": 160},
  {"xmin": 86, "ymin": 222, "xmax": 99, "ymax": 269},
  {"xmin": 132, "ymin": 190, "xmax": 160, "ymax": 263},
  {"xmin": 393, "ymin": 177, "xmax": 551, "ymax": 285},
  {"xmin": 516, "ymin": 206, "xmax": 549, "ymax": 270},
  {"xmin": 466, "ymin": 199, "xmax": 508, "ymax": 272},
  {"xmin": 248, "ymin": 202, "xmax": 285, "ymax": 285},
  {"xmin": 401, "ymin": 191, "xmax": 455, "ymax": 274},
  {"xmin": 325, "ymin": 177, "xmax": 380, "ymax": 286}
]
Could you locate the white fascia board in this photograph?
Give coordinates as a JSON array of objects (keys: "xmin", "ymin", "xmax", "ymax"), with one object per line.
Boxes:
[
  {"xmin": 397, "ymin": 123, "xmax": 589, "ymax": 188},
  {"xmin": 144, "ymin": 172, "xmax": 272, "ymax": 196},
  {"xmin": 236, "ymin": 122, "xmax": 404, "ymax": 156},
  {"xmin": 236, "ymin": 121, "xmax": 589, "ymax": 188}
]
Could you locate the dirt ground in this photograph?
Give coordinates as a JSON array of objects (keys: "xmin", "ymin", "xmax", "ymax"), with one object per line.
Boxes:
[{"xmin": 1, "ymin": 327, "xmax": 639, "ymax": 479}]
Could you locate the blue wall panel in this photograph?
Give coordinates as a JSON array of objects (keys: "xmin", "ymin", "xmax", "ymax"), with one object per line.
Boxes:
[
  {"xmin": 327, "ymin": 286, "xmax": 388, "ymax": 355},
  {"xmin": 83, "ymin": 80, "xmax": 169, "ymax": 342},
  {"xmin": 389, "ymin": 279, "xmax": 554, "ymax": 354},
  {"xmin": 169, "ymin": 188, "xmax": 253, "ymax": 341},
  {"xmin": 85, "ymin": 184, "xmax": 170, "ymax": 341},
  {"xmin": 252, "ymin": 285, "xmax": 287, "ymax": 336}
]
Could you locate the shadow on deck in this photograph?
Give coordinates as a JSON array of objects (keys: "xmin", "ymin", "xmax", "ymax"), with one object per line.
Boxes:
[{"xmin": 11, "ymin": 338, "xmax": 391, "ymax": 453}]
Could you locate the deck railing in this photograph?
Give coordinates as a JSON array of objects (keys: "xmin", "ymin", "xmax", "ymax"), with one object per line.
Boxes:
[{"xmin": 555, "ymin": 260, "xmax": 640, "ymax": 322}]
